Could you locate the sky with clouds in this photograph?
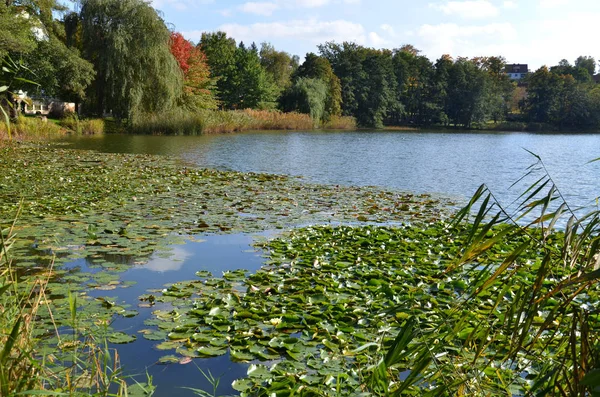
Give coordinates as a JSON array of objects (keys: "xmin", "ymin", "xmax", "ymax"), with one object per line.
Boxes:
[{"xmin": 150, "ymin": 0, "xmax": 599, "ymax": 70}]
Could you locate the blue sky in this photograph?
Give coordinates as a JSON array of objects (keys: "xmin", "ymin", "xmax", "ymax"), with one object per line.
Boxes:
[{"xmin": 149, "ymin": 0, "xmax": 598, "ymax": 70}]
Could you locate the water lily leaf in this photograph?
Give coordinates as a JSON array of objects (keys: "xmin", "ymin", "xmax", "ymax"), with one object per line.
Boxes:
[
  {"xmin": 155, "ymin": 341, "xmax": 181, "ymax": 351},
  {"xmin": 247, "ymin": 364, "xmax": 271, "ymax": 379},
  {"xmin": 231, "ymin": 349, "xmax": 255, "ymax": 362},
  {"xmin": 108, "ymin": 332, "xmax": 136, "ymax": 344},
  {"xmin": 158, "ymin": 355, "xmax": 180, "ymax": 365},
  {"xmin": 232, "ymin": 378, "xmax": 254, "ymax": 392},
  {"xmin": 197, "ymin": 346, "xmax": 227, "ymax": 357}
]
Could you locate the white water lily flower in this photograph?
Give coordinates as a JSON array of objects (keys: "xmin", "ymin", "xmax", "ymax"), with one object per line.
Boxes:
[{"xmin": 269, "ymin": 317, "xmax": 282, "ymax": 326}]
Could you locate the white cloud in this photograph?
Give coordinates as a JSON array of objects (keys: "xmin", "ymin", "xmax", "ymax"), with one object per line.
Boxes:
[
  {"xmin": 201, "ymin": 19, "xmax": 366, "ymax": 46},
  {"xmin": 142, "ymin": 246, "xmax": 192, "ymax": 273},
  {"xmin": 416, "ymin": 22, "xmax": 517, "ymax": 58},
  {"xmin": 380, "ymin": 24, "xmax": 396, "ymax": 36},
  {"xmin": 239, "ymin": 2, "xmax": 280, "ymax": 16},
  {"xmin": 430, "ymin": 0, "xmax": 499, "ymax": 19},
  {"xmin": 503, "ymin": 1, "xmax": 517, "ymax": 9},
  {"xmin": 368, "ymin": 32, "xmax": 393, "ymax": 47},
  {"xmin": 222, "ymin": 0, "xmax": 360, "ymax": 17}
]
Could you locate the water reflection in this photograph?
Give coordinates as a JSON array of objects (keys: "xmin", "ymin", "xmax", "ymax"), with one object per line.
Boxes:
[
  {"xmin": 140, "ymin": 245, "xmax": 192, "ymax": 273},
  {"xmin": 72, "ymin": 233, "xmax": 268, "ymax": 396}
]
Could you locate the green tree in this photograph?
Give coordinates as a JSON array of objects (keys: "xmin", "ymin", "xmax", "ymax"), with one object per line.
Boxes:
[
  {"xmin": 80, "ymin": 0, "xmax": 182, "ymax": 120},
  {"xmin": 259, "ymin": 42, "xmax": 298, "ymax": 96},
  {"xmin": 319, "ymin": 42, "xmax": 396, "ymax": 127},
  {"xmin": 430, "ymin": 54, "xmax": 453, "ymax": 126},
  {"xmin": 199, "ymin": 31, "xmax": 237, "ymax": 108},
  {"xmin": 280, "ymin": 77, "xmax": 327, "ymax": 124},
  {"xmin": 479, "ymin": 56, "xmax": 514, "ymax": 123},
  {"xmin": 0, "ymin": 3, "xmax": 36, "ymax": 59},
  {"xmin": 551, "ymin": 59, "xmax": 591, "ymax": 83},
  {"xmin": 524, "ymin": 66, "xmax": 563, "ymax": 123},
  {"xmin": 393, "ymin": 47, "xmax": 437, "ymax": 125},
  {"xmin": 445, "ymin": 58, "xmax": 487, "ymax": 127},
  {"xmin": 20, "ymin": 36, "xmax": 94, "ymax": 110},
  {"xmin": 224, "ymin": 42, "xmax": 277, "ymax": 109},
  {"xmin": 575, "ymin": 55, "xmax": 596, "ymax": 77},
  {"xmin": 294, "ymin": 53, "xmax": 341, "ymax": 119}
]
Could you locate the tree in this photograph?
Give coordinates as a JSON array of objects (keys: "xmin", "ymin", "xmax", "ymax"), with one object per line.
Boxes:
[
  {"xmin": 0, "ymin": 3, "xmax": 36, "ymax": 59},
  {"xmin": 199, "ymin": 31, "xmax": 236, "ymax": 107},
  {"xmin": 170, "ymin": 32, "xmax": 217, "ymax": 110},
  {"xmin": 225, "ymin": 42, "xmax": 277, "ymax": 109},
  {"xmin": 294, "ymin": 53, "xmax": 341, "ymax": 119},
  {"xmin": 480, "ymin": 56, "xmax": 514, "ymax": 123},
  {"xmin": 80, "ymin": 0, "xmax": 182, "ymax": 120},
  {"xmin": 445, "ymin": 58, "xmax": 488, "ymax": 127},
  {"xmin": 319, "ymin": 42, "xmax": 396, "ymax": 127},
  {"xmin": 575, "ymin": 55, "xmax": 596, "ymax": 77},
  {"xmin": 19, "ymin": 36, "xmax": 94, "ymax": 110},
  {"xmin": 551, "ymin": 58, "xmax": 591, "ymax": 83},
  {"xmin": 259, "ymin": 42, "xmax": 298, "ymax": 96},
  {"xmin": 393, "ymin": 47, "xmax": 437, "ymax": 125},
  {"xmin": 524, "ymin": 66, "xmax": 563, "ymax": 123},
  {"xmin": 280, "ymin": 77, "xmax": 327, "ymax": 124}
]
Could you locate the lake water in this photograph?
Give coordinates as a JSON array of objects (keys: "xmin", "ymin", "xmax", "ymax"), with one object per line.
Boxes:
[
  {"xmin": 61, "ymin": 130, "xmax": 600, "ymax": 210},
  {"xmin": 57, "ymin": 130, "xmax": 600, "ymax": 395}
]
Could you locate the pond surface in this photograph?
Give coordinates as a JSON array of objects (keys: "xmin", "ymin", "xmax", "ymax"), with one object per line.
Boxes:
[
  {"xmin": 54, "ymin": 130, "xmax": 600, "ymax": 394},
  {"xmin": 61, "ymin": 130, "xmax": 600, "ymax": 210},
  {"xmin": 70, "ymin": 233, "xmax": 268, "ymax": 396}
]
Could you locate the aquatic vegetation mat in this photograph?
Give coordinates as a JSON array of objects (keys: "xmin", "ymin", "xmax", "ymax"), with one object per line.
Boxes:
[
  {"xmin": 140, "ymin": 222, "xmax": 600, "ymax": 395},
  {"xmin": 0, "ymin": 144, "xmax": 452, "ymax": 265},
  {"xmin": 0, "ymin": 144, "xmax": 454, "ymax": 393}
]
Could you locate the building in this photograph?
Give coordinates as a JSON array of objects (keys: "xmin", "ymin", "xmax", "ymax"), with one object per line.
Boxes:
[
  {"xmin": 505, "ymin": 64, "xmax": 529, "ymax": 81},
  {"xmin": 16, "ymin": 92, "xmax": 75, "ymax": 116}
]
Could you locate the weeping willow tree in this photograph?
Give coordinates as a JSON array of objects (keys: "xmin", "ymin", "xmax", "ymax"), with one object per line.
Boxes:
[{"xmin": 80, "ymin": 0, "xmax": 182, "ymax": 121}]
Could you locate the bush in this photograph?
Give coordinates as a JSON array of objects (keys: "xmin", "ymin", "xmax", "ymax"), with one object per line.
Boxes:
[
  {"xmin": 322, "ymin": 115, "xmax": 357, "ymax": 130},
  {"xmin": 60, "ymin": 114, "xmax": 105, "ymax": 135}
]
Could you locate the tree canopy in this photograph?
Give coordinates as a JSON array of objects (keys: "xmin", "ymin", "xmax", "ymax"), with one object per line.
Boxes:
[
  {"xmin": 170, "ymin": 32, "xmax": 217, "ymax": 110},
  {"xmin": 80, "ymin": 0, "xmax": 182, "ymax": 120}
]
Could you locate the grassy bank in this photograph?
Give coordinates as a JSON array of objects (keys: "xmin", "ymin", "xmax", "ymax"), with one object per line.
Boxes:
[
  {"xmin": 1, "ymin": 110, "xmax": 357, "ymax": 140},
  {"xmin": 0, "ymin": 114, "xmax": 106, "ymax": 142},
  {"xmin": 131, "ymin": 109, "xmax": 357, "ymax": 135}
]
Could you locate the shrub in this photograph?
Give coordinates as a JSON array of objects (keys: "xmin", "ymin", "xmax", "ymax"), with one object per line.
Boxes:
[
  {"xmin": 60, "ymin": 114, "xmax": 105, "ymax": 135},
  {"xmin": 322, "ymin": 115, "xmax": 357, "ymax": 130}
]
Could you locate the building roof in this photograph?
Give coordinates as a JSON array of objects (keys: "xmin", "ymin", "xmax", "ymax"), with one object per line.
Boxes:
[{"xmin": 505, "ymin": 64, "xmax": 529, "ymax": 74}]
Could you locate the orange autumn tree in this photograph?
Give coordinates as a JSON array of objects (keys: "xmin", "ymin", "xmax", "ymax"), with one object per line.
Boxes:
[{"xmin": 170, "ymin": 32, "xmax": 218, "ymax": 110}]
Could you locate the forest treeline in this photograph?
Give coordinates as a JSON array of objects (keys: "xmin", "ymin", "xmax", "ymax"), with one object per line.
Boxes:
[{"xmin": 2, "ymin": 0, "xmax": 600, "ymax": 130}]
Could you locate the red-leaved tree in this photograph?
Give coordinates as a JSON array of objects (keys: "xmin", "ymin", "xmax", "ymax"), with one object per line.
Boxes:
[{"xmin": 170, "ymin": 32, "xmax": 217, "ymax": 109}]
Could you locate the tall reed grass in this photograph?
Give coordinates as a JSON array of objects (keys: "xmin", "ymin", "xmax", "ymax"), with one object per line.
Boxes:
[
  {"xmin": 130, "ymin": 109, "xmax": 349, "ymax": 135},
  {"xmin": 0, "ymin": 115, "xmax": 65, "ymax": 140},
  {"xmin": 370, "ymin": 152, "xmax": 600, "ymax": 395},
  {"xmin": 0, "ymin": 214, "xmax": 42, "ymax": 396},
  {"xmin": 322, "ymin": 115, "xmax": 357, "ymax": 130}
]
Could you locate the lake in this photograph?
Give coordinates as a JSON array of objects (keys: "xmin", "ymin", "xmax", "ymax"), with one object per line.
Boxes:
[
  {"xmin": 56, "ymin": 130, "xmax": 600, "ymax": 395},
  {"xmin": 61, "ymin": 130, "xmax": 600, "ymax": 210}
]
